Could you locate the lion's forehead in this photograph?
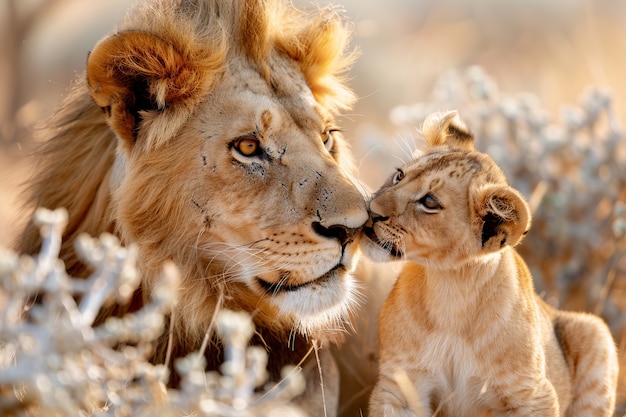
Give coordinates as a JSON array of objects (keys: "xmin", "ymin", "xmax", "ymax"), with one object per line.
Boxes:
[
  {"xmin": 208, "ymin": 59, "xmax": 325, "ymax": 138},
  {"xmin": 228, "ymin": 56, "xmax": 318, "ymax": 109}
]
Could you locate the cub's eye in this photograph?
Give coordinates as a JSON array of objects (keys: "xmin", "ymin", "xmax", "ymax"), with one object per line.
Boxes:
[
  {"xmin": 418, "ymin": 193, "xmax": 442, "ymax": 213},
  {"xmin": 322, "ymin": 129, "xmax": 338, "ymax": 151},
  {"xmin": 392, "ymin": 169, "xmax": 405, "ymax": 185},
  {"xmin": 232, "ymin": 135, "xmax": 261, "ymax": 157}
]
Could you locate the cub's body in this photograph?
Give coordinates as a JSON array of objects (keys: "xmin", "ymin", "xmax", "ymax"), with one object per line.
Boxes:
[
  {"xmin": 362, "ymin": 112, "xmax": 618, "ymax": 416},
  {"xmin": 377, "ymin": 258, "xmax": 603, "ymax": 417}
]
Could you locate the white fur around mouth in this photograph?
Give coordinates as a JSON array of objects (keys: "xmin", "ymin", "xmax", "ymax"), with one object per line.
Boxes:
[
  {"xmin": 257, "ymin": 263, "xmax": 341, "ymax": 294},
  {"xmin": 256, "ymin": 256, "xmax": 361, "ymax": 336},
  {"xmin": 276, "ymin": 269, "xmax": 358, "ymax": 335}
]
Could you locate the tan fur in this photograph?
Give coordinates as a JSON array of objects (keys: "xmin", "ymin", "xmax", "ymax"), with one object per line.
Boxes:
[
  {"xmin": 16, "ymin": 1, "xmax": 368, "ymax": 414},
  {"xmin": 361, "ymin": 111, "xmax": 619, "ymax": 416}
]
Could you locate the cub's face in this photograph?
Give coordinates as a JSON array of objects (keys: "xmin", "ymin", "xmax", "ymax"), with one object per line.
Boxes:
[
  {"xmin": 361, "ymin": 151, "xmax": 481, "ymax": 268},
  {"xmin": 360, "ymin": 111, "xmax": 531, "ymax": 270}
]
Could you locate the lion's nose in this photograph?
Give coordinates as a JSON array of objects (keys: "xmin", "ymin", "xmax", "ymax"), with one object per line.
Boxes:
[
  {"xmin": 311, "ymin": 192, "xmax": 368, "ymax": 245},
  {"xmin": 303, "ymin": 163, "xmax": 368, "ymax": 244},
  {"xmin": 312, "ymin": 222, "xmax": 356, "ymax": 246}
]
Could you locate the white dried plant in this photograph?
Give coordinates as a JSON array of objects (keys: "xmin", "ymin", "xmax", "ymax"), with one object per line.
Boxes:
[{"xmin": 0, "ymin": 208, "xmax": 306, "ymax": 417}]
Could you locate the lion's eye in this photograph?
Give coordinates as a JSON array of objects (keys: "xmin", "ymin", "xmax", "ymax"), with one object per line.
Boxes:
[
  {"xmin": 392, "ymin": 169, "xmax": 405, "ymax": 185},
  {"xmin": 322, "ymin": 129, "xmax": 337, "ymax": 151},
  {"xmin": 418, "ymin": 193, "xmax": 442, "ymax": 213},
  {"xmin": 232, "ymin": 136, "xmax": 261, "ymax": 157}
]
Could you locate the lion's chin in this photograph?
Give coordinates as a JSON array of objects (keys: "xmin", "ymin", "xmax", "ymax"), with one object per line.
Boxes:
[
  {"xmin": 274, "ymin": 267, "xmax": 359, "ymax": 337},
  {"xmin": 257, "ymin": 264, "xmax": 340, "ymax": 293},
  {"xmin": 258, "ymin": 253, "xmax": 361, "ymax": 338}
]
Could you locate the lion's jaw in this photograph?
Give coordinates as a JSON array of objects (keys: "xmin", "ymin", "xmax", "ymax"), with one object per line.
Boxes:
[
  {"xmin": 109, "ymin": 54, "xmax": 368, "ymax": 340},
  {"xmin": 238, "ymin": 230, "xmax": 364, "ymax": 337}
]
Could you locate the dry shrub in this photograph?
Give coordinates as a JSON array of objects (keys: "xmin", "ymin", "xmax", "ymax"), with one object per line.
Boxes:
[{"xmin": 0, "ymin": 208, "xmax": 307, "ymax": 417}]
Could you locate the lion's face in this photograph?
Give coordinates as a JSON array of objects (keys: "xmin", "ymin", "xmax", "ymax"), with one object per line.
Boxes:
[{"xmin": 100, "ymin": 46, "xmax": 367, "ymax": 337}]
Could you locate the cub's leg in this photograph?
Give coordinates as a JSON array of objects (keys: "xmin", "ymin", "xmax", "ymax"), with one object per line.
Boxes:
[
  {"xmin": 369, "ymin": 373, "xmax": 429, "ymax": 417},
  {"xmin": 554, "ymin": 312, "xmax": 618, "ymax": 417},
  {"xmin": 492, "ymin": 378, "xmax": 560, "ymax": 417}
]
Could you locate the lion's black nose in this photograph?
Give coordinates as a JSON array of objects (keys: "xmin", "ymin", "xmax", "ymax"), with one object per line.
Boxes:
[{"xmin": 312, "ymin": 221, "xmax": 355, "ymax": 245}]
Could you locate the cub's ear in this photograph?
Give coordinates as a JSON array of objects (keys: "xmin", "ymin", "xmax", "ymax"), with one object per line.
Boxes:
[
  {"xmin": 86, "ymin": 31, "xmax": 223, "ymax": 148},
  {"xmin": 472, "ymin": 184, "xmax": 531, "ymax": 252},
  {"xmin": 421, "ymin": 110, "xmax": 474, "ymax": 151}
]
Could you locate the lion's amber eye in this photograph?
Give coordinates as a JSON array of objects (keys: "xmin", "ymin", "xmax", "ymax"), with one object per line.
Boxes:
[
  {"xmin": 419, "ymin": 193, "xmax": 442, "ymax": 213},
  {"xmin": 322, "ymin": 129, "xmax": 337, "ymax": 151},
  {"xmin": 233, "ymin": 137, "xmax": 260, "ymax": 157}
]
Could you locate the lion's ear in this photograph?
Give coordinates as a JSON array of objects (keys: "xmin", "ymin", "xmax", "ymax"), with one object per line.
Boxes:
[
  {"xmin": 421, "ymin": 111, "xmax": 474, "ymax": 151},
  {"xmin": 86, "ymin": 30, "xmax": 222, "ymax": 147},
  {"xmin": 472, "ymin": 184, "xmax": 531, "ymax": 252}
]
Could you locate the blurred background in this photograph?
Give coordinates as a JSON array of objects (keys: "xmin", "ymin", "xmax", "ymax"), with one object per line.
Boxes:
[
  {"xmin": 1, "ymin": 0, "xmax": 626, "ymax": 411},
  {"xmin": 2, "ymin": 0, "xmax": 626, "ymax": 238}
]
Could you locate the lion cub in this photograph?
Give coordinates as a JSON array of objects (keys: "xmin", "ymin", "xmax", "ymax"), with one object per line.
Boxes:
[{"xmin": 361, "ymin": 111, "xmax": 619, "ymax": 417}]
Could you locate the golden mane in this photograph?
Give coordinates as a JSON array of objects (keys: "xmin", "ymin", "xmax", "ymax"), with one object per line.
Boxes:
[
  {"xmin": 123, "ymin": 0, "xmax": 357, "ymax": 112},
  {"xmin": 17, "ymin": 0, "xmax": 356, "ymax": 273}
]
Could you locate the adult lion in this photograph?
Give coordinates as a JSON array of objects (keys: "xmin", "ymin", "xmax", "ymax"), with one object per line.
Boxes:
[{"xmin": 17, "ymin": 0, "xmax": 368, "ymax": 414}]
